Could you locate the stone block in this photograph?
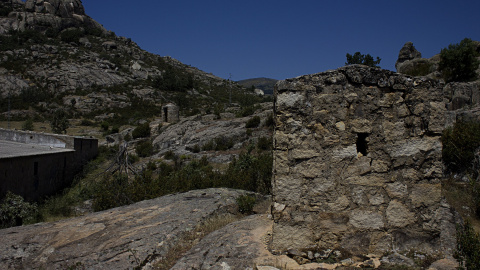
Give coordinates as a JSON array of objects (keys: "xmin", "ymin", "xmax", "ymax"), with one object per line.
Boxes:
[
  {"xmin": 271, "ymin": 224, "xmax": 314, "ymax": 251},
  {"xmin": 409, "ymin": 184, "xmax": 442, "ymax": 207},
  {"xmin": 349, "ymin": 210, "xmax": 384, "ymax": 230},
  {"xmin": 386, "ymin": 200, "xmax": 416, "ymax": 227},
  {"xmin": 386, "ymin": 182, "xmax": 408, "ymax": 198},
  {"xmin": 351, "ymin": 119, "xmax": 372, "ymax": 133}
]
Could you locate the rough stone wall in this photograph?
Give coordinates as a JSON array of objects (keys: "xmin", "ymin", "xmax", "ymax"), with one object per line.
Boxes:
[{"xmin": 272, "ymin": 65, "xmax": 457, "ymax": 257}]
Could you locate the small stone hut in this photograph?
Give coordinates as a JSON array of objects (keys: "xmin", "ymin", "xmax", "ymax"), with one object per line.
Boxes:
[
  {"xmin": 272, "ymin": 65, "xmax": 457, "ymax": 257},
  {"xmin": 161, "ymin": 103, "xmax": 179, "ymax": 123}
]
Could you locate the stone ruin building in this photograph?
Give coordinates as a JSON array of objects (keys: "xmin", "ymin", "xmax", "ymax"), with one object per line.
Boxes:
[
  {"xmin": 161, "ymin": 103, "xmax": 180, "ymax": 123},
  {"xmin": 271, "ymin": 65, "xmax": 458, "ymax": 257}
]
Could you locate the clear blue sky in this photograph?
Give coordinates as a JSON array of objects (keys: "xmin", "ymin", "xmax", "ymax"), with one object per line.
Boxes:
[{"xmin": 82, "ymin": 0, "xmax": 480, "ymax": 81}]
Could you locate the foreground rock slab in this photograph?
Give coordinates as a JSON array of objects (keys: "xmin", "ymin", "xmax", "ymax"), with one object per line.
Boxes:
[
  {"xmin": 0, "ymin": 188, "xmax": 249, "ymax": 269},
  {"xmin": 171, "ymin": 214, "xmax": 273, "ymax": 269}
]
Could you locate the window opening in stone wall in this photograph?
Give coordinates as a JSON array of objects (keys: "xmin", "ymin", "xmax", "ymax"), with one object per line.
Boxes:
[{"xmin": 356, "ymin": 133, "xmax": 368, "ymax": 156}]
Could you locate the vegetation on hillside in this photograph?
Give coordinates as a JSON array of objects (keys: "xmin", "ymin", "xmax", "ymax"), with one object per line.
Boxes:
[
  {"xmin": 442, "ymin": 120, "xmax": 480, "ymax": 268},
  {"xmin": 345, "ymin": 51, "xmax": 381, "ymax": 67},
  {"xmin": 92, "ymin": 144, "xmax": 272, "ymax": 211},
  {"xmin": 439, "ymin": 38, "xmax": 479, "ymax": 82}
]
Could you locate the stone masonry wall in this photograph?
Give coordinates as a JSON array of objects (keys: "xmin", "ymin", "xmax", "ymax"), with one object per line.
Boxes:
[{"xmin": 272, "ymin": 65, "xmax": 457, "ymax": 257}]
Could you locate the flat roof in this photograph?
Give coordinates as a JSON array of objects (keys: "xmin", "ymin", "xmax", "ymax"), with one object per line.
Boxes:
[{"xmin": 0, "ymin": 140, "xmax": 74, "ymax": 159}]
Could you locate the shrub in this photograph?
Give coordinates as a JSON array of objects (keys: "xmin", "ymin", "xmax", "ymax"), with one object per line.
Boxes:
[
  {"xmin": 164, "ymin": 150, "xmax": 176, "ymax": 160},
  {"xmin": 100, "ymin": 122, "xmax": 109, "ymax": 131},
  {"xmin": 0, "ymin": 192, "xmax": 38, "ymax": 228},
  {"xmin": 60, "ymin": 29, "xmax": 84, "ymax": 43},
  {"xmin": 132, "ymin": 122, "xmax": 151, "ymax": 139},
  {"xmin": 346, "ymin": 52, "xmax": 381, "ymax": 67},
  {"xmin": 404, "ymin": 62, "xmax": 433, "ymax": 77},
  {"xmin": 45, "ymin": 28, "xmax": 59, "ymax": 38},
  {"xmin": 202, "ymin": 137, "xmax": 235, "ymax": 152},
  {"xmin": 245, "ymin": 116, "xmax": 261, "ymax": 128},
  {"xmin": 50, "ymin": 109, "xmax": 69, "ymax": 134},
  {"xmin": 110, "ymin": 125, "xmax": 120, "ymax": 134},
  {"xmin": 128, "ymin": 154, "xmax": 139, "ymax": 164},
  {"xmin": 439, "ymin": 38, "xmax": 480, "ymax": 82},
  {"xmin": 257, "ymin": 136, "xmax": 272, "ymax": 151},
  {"xmin": 455, "ymin": 220, "xmax": 480, "ymax": 270},
  {"xmin": 136, "ymin": 140, "xmax": 153, "ymax": 157},
  {"xmin": 22, "ymin": 118, "xmax": 34, "ymax": 131},
  {"xmin": 236, "ymin": 194, "xmax": 256, "ymax": 214},
  {"xmin": 238, "ymin": 106, "xmax": 255, "ymax": 117},
  {"xmin": 85, "ymin": 27, "xmax": 104, "ymax": 37},
  {"xmin": 442, "ymin": 121, "xmax": 480, "ymax": 173},
  {"xmin": 225, "ymin": 151, "xmax": 272, "ymax": 194},
  {"xmin": 265, "ymin": 113, "xmax": 274, "ymax": 128},
  {"xmin": 80, "ymin": 119, "xmax": 95, "ymax": 126}
]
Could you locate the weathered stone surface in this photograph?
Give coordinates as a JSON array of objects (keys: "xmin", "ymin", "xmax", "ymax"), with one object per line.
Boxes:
[
  {"xmin": 349, "ymin": 210, "xmax": 384, "ymax": 230},
  {"xmin": 410, "ymin": 184, "xmax": 442, "ymax": 207},
  {"xmin": 171, "ymin": 214, "xmax": 272, "ymax": 270},
  {"xmin": 386, "ymin": 200, "xmax": 415, "ymax": 227},
  {"xmin": 0, "ymin": 188, "xmax": 255, "ymax": 270},
  {"xmin": 151, "ymin": 105, "xmax": 272, "ymax": 163},
  {"xmin": 272, "ymin": 65, "xmax": 455, "ymax": 257},
  {"xmin": 428, "ymin": 258, "xmax": 459, "ymax": 270}
]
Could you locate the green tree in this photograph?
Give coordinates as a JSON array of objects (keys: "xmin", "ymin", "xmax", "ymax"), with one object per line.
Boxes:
[
  {"xmin": 22, "ymin": 118, "xmax": 34, "ymax": 131},
  {"xmin": 346, "ymin": 52, "xmax": 381, "ymax": 67},
  {"xmin": 50, "ymin": 110, "xmax": 69, "ymax": 134},
  {"xmin": 441, "ymin": 121, "xmax": 480, "ymax": 173},
  {"xmin": 0, "ymin": 191, "xmax": 38, "ymax": 228},
  {"xmin": 439, "ymin": 38, "xmax": 480, "ymax": 82},
  {"xmin": 132, "ymin": 122, "xmax": 151, "ymax": 139}
]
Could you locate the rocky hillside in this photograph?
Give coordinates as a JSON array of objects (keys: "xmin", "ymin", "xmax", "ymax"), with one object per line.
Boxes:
[
  {"xmin": 238, "ymin": 77, "xmax": 277, "ymax": 95},
  {"xmin": 0, "ymin": 0, "xmax": 267, "ymax": 126}
]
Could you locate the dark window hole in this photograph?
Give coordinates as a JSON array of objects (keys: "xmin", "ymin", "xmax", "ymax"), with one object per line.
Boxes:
[{"xmin": 356, "ymin": 133, "xmax": 368, "ymax": 156}]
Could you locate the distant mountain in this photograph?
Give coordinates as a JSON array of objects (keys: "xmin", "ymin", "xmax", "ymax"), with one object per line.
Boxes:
[
  {"xmin": 237, "ymin": 77, "xmax": 278, "ymax": 95},
  {"xmin": 0, "ymin": 0, "xmax": 267, "ymax": 125}
]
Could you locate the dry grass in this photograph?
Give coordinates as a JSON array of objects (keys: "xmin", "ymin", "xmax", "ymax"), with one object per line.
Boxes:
[{"xmin": 152, "ymin": 214, "xmax": 241, "ymax": 270}]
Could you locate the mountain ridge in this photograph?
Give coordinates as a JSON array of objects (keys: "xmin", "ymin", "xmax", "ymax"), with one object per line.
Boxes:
[{"xmin": 0, "ymin": 0, "xmax": 261, "ymax": 126}]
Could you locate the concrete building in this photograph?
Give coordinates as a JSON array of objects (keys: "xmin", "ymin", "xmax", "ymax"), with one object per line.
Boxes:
[{"xmin": 0, "ymin": 129, "xmax": 98, "ymax": 201}]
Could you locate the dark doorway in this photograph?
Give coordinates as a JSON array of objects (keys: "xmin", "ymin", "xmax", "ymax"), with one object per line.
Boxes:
[{"xmin": 163, "ymin": 107, "xmax": 168, "ymax": 122}]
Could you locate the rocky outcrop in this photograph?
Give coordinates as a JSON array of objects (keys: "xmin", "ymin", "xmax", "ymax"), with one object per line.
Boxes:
[
  {"xmin": 272, "ymin": 65, "xmax": 458, "ymax": 259},
  {"xmin": 395, "ymin": 41, "xmax": 422, "ymax": 69},
  {"xmin": 171, "ymin": 214, "xmax": 273, "ymax": 270},
  {"xmin": 151, "ymin": 103, "xmax": 272, "ymax": 163},
  {"xmin": 395, "ymin": 41, "xmax": 480, "ymax": 80},
  {"xmin": 0, "ymin": 188, "xmax": 257, "ymax": 269}
]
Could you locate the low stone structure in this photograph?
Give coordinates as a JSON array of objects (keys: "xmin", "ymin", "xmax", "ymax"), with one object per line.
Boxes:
[
  {"xmin": 0, "ymin": 129, "xmax": 98, "ymax": 201},
  {"xmin": 271, "ymin": 65, "xmax": 457, "ymax": 257},
  {"xmin": 161, "ymin": 103, "xmax": 179, "ymax": 123}
]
